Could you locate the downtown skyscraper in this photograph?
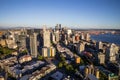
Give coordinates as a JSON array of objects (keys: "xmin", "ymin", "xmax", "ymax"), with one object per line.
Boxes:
[
  {"xmin": 30, "ymin": 33, "xmax": 37, "ymax": 58},
  {"xmin": 42, "ymin": 26, "xmax": 56, "ymax": 57},
  {"xmin": 43, "ymin": 27, "xmax": 50, "ymax": 47}
]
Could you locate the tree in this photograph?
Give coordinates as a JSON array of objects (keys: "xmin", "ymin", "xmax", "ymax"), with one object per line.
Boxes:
[
  {"xmin": 58, "ymin": 62, "xmax": 63, "ymax": 68},
  {"xmin": 60, "ymin": 54, "xmax": 65, "ymax": 61},
  {"xmin": 63, "ymin": 61, "xmax": 67, "ymax": 66},
  {"xmin": 80, "ymin": 58, "xmax": 84, "ymax": 65},
  {"xmin": 22, "ymin": 50, "xmax": 27, "ymax": 54},
  {"xmin": 66, "ymin": 64, "xmax": 74, "ymax": 71},
  {"xmin": 38, "ymin": 55, "xmax": 44, "ymax": 60}
]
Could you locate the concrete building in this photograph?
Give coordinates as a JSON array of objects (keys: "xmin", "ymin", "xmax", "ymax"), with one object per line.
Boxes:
[
  {"xmin": 85, "ymin": 33, "xmax": 90, "ymax": 41},
  {"xmin": 81, "ymin": 33, "xmax": 85, "ymax": 40},
  {"xmin": 42, "ymin": 47, "xmax": 48, "ymax": 57},
  {"xmin": 84, "ymin": 65, "xmax": 94, "ymax": 77},
  {"xmin": 42, "ymin": 47, "xmax": 56, "ymax": 57},
  {"xmin": 49, "ymin": 47, "xmax": 56, "ymax": 57},
  {"xmin": 75, "ymin": 34, "xmax": 80, "ymax": 42},
  {"xmin": 98, "ymin": 52, "xmax": 105, "ymax": 64},
  {"xmin": 78, "ymin": 42, "xmax": 85, "ymax": 54},
  {"xmin": 96, "ymin": 41, "xmax": 103, "ymax": 50},
  {"xmin": 52, "ymin": 33, "xmax": 56, "ymax": 44},
  {"xmin": 5, "ymin": 32, "xmax": 17, "ymax": 49},
  {"xmin": 19, "ymin": 55, "xmax": 32, "ymax": 64},
  {"xmin": 50, "ymin": 71, "xmax": 63, "ymax": 80},
  {"xmin": 29, "ymin": 64, "xmax": 56, "ymax": 80},
  {"xmin": 86, "ymin": 74, "xmax": 98, "ymax": 80},
  {"xmin": 107, "ymin": 43, "xmax": 119, "ymax": 62},
  {"xmin": 72, "ymin": 34, "xmax": 80, "ymax": 43},
  {"xmin": 55, "ymin": 24, "xmax": 61, "ymax": 31},
  {"xmin": 74, "ymin": 55, "xmax": 81, "ymax": 64},
  {"xmin": 72, "ymin": 36, "xmax": 76, "ymax": 43},
  {"xmin": 84, "ymin": 65, "xmax": 99, "ymax": 79},
  {"xmin": 43, "ymin": 27, "xmax": 51, "ymax": 47},
  {"xmin": 67, "ymin": 29, "xmax": 72, "ymax": 35},
  {"xmin": 30, "ymin": 33, "xmax": 38, "ymax": 58},
  {"xmin": 0, "ymin": 76, "xmax": 4, "ymax": 80},
  {"xmin": 98, "ymin": 66, "xmax": 118, "ymax": 80},
  {"xmin": 19, "ymin": 35, "xmax": 26, "ymax": 49},
  {"xmin": 94, "ymin": 67, "xmax": 99, "ymax": 79},
  {"xmin": 55, "ymin": 30, "xmax": 60, "ymax": 43},
  {"xmin": 52, "ymin": 30, "xmax": 60, "ymax": 44},
  {"xmin": 0, "ymin": 39, "xmax": 6, "ymax": 47},
  {"xmin": 107, "ymin": 63, "xmax": 120, "ymax": 77}
]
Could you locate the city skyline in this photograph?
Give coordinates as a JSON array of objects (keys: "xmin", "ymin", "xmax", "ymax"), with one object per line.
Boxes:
[
  {"xmin": 0, "ymin": 24, "xmax": 120, "ymax": 80},
  {"xmin": 0, "ymin": 0, "xmax": 120, "ymax": 29}
]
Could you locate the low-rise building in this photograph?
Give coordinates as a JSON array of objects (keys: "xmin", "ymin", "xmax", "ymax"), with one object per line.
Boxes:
[
  {"xmin": 74, "ymin": 55, "xmax": 81, "ymax": 64},
  {"xmin": 0, "ymin": 57, "xmax": 18, "ymax": 69},
  {"xmin": 19, "ymin": 55, "xmax": 32, "ymax": 63},
  {"xmin": 0, "ymin": 76, "xmax": 5, "ymax": 80},
  {"xmin": 50, "ymin": 71, "xmax": 63, "ymax": 80},
  {"xmin": 0, "ymin": 39, "xmax": 6, "ymax": 47},
  {"xmin": 12, "ymin": 51, "xmax": 18, "ymax": 56},
  {"xmin": 42, "ymin": 47, "xmax": 56, "ymax": 57},
  {"xmin": 86, "ymin": 74, "xmax": 98, "ymax": 80},
  {"xmin": 84, "ymin": 65, "xmax": 99, "ymax": 79},
  {"xmin": 98, "ymin": 66, "xmax": 119, "ymax": 80},
  {"xmin": 8, "ymin": 60, "xmax": 45, "ymax": 78},
  {"xmin": 29, "ymin": 64, "xmax": 56, "ymax": 80}
]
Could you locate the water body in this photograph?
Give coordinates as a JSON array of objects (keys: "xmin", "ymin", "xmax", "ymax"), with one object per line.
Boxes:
[{"xmin": 91, "ymin": 33, "xmax": 120, "ymax": 45}]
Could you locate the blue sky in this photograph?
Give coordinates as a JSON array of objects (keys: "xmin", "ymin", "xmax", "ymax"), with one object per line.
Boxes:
[{"xmin": 0, "ymin": 0, "xmax": 120, "ymax": 29}]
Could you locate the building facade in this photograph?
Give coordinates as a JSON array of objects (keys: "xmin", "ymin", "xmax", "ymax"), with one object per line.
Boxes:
[{"xmin": 30, "ymin": 33, "xmax": 38, "ymax": 58}]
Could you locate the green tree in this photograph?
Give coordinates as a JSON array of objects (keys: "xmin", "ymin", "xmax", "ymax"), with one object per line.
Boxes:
[
  {"xmin": 38, "ymin": 55, "xmax": 44, "ymax": 60},
  {"xmin": 58, "ymin": 62, "xmax": 63, "ymax": 68},
  {"xmin": 60, "ymin": 55, "xmax": 65, "ymax": 61},
  {"xmin": 22, "ymin": 50, "xmax": 27, "ymax": 54},
  {"xmin": 66, "ymin": 64, "xmax": 74, "ymax": 71},
  {"xmin": 80, "ymin": 58, "xmax": 84, "ymax": 65},
  {"xmin": 0, "ymin": 47, "xmax": 15, "ymax": 55}
]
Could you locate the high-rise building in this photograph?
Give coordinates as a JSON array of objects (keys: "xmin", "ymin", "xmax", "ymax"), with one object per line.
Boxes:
[
  {"xmin": 30, "ymin": 33, "xmax": 37, "ymax": 58},
  {"xmin": 98, "ymin": 52, "xmax": 105, "ymax": 64},
  {"xmin": 107, "ymin": 43, "xmax": 118, "ymax": 62},
  {"xmin": 21, "ymin": 28, "xmax": 27, "ymax": 35},
  {"xmin": 19, "ymin": 35, "xmax": 26, "ymax": 49},
  {"xmin": 42, "ymin": 47, "xmax": 48, "ymax": 57},
  {"xmin": 85, "ymin": 33, "xmax": 90, "ymax": 41},
  {"xmin": 72, "ymin": 34, "xmax": 80, "ymax": 43},
  {"xmin": 81, "ymin": 33, "xmax": 85, "ymax": 40},
  {"xmin": 84, "ymin": 65, "xmax": 99, "ymax": 79},
  {"xmin": 84, "ymin": 65, "xmax": 94, "ymax": 77},
  {"xmin": 55, "ymin": 24, "xmax": 61, "ymax": 31},
  {"xmin": 75, "ymin": 34, "xmax": 80, "ymax": 41},
  {"xmin": 55, "ymin": 30, "xmax": 60, "ymax": 42},
  {"xmin": 43, "ymin": 27, "xmax": 51, "ymax": 47},
  {"xmin": 94, "ymin": 68, "xmax": 100, "ymax": 79},
  {"xmin": 67, "ymin": 29, "xmax": 72, "ymax": 35},
  {"xmin": 49, "ymin": 47, "xmax": 56, "ymax": 57},
  {"xmin": 51, "ymin": 33, "xmax": 56, "ymax": 43},
  {"xmin": 79, "ymin": 42, "xmax": 85, "ymax": 54},
  {"xmin": 72, "ymin": 36, "xmax": 76, "ymax": 43},
  {"xmin": 42, "ymin": 26, "xmax": 56, "ymax": 58},
  {"xmin": 96, "ymin": 41, "xmax": 103, "ymax": 50}
]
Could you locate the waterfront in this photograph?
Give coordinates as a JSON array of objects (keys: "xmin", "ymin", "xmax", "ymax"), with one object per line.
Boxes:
[{"xmin": 91, "ymin": 33, "xmax": 120, "ymax": 45}]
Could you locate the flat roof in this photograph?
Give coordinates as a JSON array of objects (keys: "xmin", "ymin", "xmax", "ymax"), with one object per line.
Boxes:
[
  {"xmin": 51, "ymin": 71, "xmax": 63, "ymax": 80},
  {"xmin": 87, "ymin": 74, "xmax": 98, "ymax": 80}
]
